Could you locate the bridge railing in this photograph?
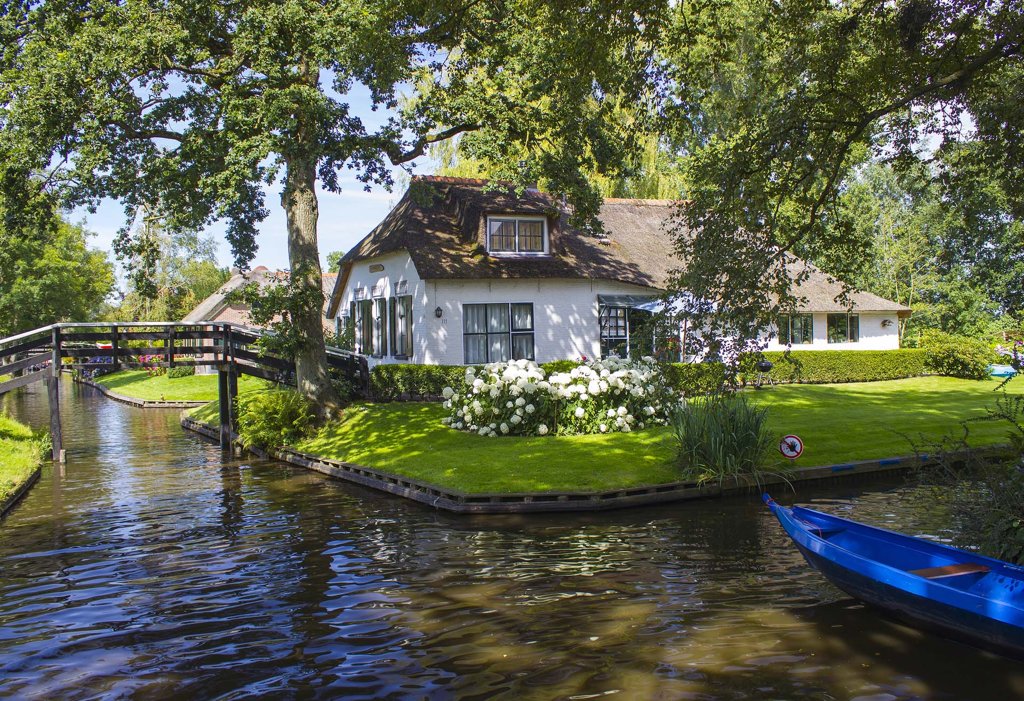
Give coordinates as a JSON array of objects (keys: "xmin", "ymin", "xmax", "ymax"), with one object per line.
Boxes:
[{"xmin": 0, "ymin": 322, "xmax": 370, "ymax": 459}]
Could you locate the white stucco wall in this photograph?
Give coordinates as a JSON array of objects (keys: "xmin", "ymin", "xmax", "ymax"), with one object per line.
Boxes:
[
  {"xmin": 763, "ymin": 312, "xmax": 901, "ymax": 351},
  {"xmin": 428, "ymin": 278, "xmax": 655, "ymax": 365},
  {"xmin": 336, "ymin": 251, "xmax": 658, "ymax": 366},
  {"xmin": 337, "ymin": 251, "xmax": 904, "ymax": 365}
]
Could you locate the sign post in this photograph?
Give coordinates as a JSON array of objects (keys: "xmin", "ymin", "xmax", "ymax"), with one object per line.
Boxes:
[{"xmin": 779, "ymin": 434, "xmax": 804, "ymax": 463}]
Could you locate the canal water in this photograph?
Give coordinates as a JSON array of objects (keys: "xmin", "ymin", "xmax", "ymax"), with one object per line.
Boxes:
[{"xmin": 0, "ymin": 382, "xmax": 1021, "ymax": 700}]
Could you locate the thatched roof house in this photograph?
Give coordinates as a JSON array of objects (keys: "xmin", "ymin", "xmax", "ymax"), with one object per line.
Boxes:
[{"xmin": 327, "ymin": 176, "xmax": 909, "ymax": 365}]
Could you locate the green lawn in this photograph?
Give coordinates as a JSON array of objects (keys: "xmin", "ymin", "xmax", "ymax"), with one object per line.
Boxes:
[
  {"xmin": 0, "ymin": 414, "xmax": 44, "ymax": 506},
  {"xmin": 189, "ymin": 376, "xmax": 1023, "ymax": 493},
  {"xmin": 95, "ymin": 369, "xmax": 263, "ymax": 402}
]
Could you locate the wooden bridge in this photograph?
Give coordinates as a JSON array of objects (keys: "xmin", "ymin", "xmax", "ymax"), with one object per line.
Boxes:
[{"xmin": 0, "ymin": 322, "xmax": 369, "ymax": 460}]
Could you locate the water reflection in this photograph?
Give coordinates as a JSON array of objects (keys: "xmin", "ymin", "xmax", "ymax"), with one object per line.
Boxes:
[{"xmin": 0, "ymin": 382, "xmax": 1021, "ymax": 700}]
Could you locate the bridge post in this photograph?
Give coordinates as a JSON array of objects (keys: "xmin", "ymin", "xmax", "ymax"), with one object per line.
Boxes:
[
  {"xmin": 48, "ymin": 326, "xmax": 65, "ymax": 462},
  {"xmin": 217, "ymin": 323, "xmax": 236, "ymax": 449},
  {"xmin": 111, "ymin": 324, "xmax": 120, "ymax": 372}
]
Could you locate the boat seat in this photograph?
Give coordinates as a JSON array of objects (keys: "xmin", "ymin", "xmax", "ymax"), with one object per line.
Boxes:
[{"xmin": 908, "ymin": 563, "xmax": 990, "ymax": 580}]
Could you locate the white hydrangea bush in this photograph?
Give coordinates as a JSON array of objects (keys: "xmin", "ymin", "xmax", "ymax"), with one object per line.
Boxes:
[{"xmin": 441, "ymin": 357, "xmax": 677, "ymax": 437}]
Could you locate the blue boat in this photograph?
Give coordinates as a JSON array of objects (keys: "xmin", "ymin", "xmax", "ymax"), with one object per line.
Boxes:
[{"xmin": 763, "ymin": 494, "xmax": 1024, "ymax": 660}]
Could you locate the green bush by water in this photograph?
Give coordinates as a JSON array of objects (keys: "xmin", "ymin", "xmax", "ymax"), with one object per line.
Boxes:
[
  {"xmin": 236, "ymin": 389, "xmax": 318, "ymax": 449},
  {"xmin": 671, "ymin": 392, "xmax": 776, "ymax": 485},
  {"xmin": 921, "ymin": 331, "xmax": 995, "ymax": 380}
]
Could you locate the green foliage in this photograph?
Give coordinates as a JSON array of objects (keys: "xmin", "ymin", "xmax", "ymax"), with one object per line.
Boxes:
[
  {"xmin": 236, "ymin": 389, "xmax": 318, "ymax": 449},
  {"xmin": 662, "ymin": 362, "xmax": 728, "ymax": 395},
  {"xmin": 0, "ymin": 201, "xmax": 114, "ymax": 335},
  {"xmin": 921, "ymin": 331, "xmax": 995, "ymax": 380},
  {"xmin": 370, "ymin": 364, "xmax": 469, "ymax": 402},
  {"xmin": 663, "ymin": 0, "xmax": 1024, "ymax": 357},
  {"xmin": 671, "ymin": 392, "xmax": 776, "ymax": 486},
  {"xmin": 539, "ymin": 360, "xmax": 583, "ymax": 374},
  {"xmin": 113, "ymin": 223, "xmax": 229, "ymax": 322},
  {"xmin": 755, "ymin": 350, "xmax": 929, "ymax": 385},
  {"xmin": 166, "ymin": 366, "xmax": 196, "ymax": 379}
]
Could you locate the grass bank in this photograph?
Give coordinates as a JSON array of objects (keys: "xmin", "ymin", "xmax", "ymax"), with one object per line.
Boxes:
[
  {"xmin": 0, "ymin": 414, "xmax": 46, "ymax": 508},
  {"xmin": 94, "ymin": 370, "xmax": 263, "ymax": 403},
  {"xmin": 188, "ymin": 376, "xmax": 1022, "ymax": 493}
]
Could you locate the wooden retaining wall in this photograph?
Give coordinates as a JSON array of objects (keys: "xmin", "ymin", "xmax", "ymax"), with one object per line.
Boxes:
[{"xmin": 180, "ymin": 414, "xmax": 1004, "ymax": 514}]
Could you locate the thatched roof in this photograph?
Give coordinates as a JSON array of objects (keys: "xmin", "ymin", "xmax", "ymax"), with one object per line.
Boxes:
[{"xmin": 330, "ymin": 176, "xmax": 909, "ymax": 317}]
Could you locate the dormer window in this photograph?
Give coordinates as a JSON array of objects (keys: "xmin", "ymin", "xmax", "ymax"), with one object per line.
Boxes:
[{"xmin": 487, "ymin": 216, "xmax": 547, "ymax": 254}]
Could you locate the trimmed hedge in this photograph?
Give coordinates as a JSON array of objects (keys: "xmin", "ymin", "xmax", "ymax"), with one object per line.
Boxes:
[
  {"xmin": 372, "ymin": 350, "xmax": 931, "ymax": 402},
  {"xmin": 749, "ymin": 349, "xmax": 929, "ymax": 385},
  {"xmin": 370, "ymin": 364, "xmax": 469, "ymax": 401}
]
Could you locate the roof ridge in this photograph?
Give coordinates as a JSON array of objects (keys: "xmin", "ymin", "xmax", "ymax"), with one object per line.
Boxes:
[
  {"xmin": 413, "ymin": 175, "xmax": 495, "ymax": 186},
  {"xmin": 603, "ymin": 197, "xmax": 680, "ymax": 206}
]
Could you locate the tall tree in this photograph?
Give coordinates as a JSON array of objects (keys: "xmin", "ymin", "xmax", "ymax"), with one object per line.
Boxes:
[
  {"xmin": 1, "ymin": 0, "xmax": 669, "ymax": 412},
  {"xmin": 0, "ymin": 202, "xmax": 114, "ymax": 336},
  {"xmin": 661, "ymin": 0, "xmax": 1024, "ymax": 350}
]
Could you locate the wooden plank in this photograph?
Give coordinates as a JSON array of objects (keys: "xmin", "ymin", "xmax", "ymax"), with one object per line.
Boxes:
[
  {"xmin": 908, "ymin": 563, "xmax": 990, "ymax": 579},
  {"xmin": 0, "ymin": 369, "xmax": 49, "ymax": 394},
  {"xmin": 231, "ymin": 347, "xmax": 293, "ymax": 370},
  {"xmin": 0, "ymin": 352, "xmax": 52, "ymax": 376},
  {"xmin": 235, "ymin": 363, "xmax": 289, "ymax": 383},
  {"xmin": 48, "ymin": 327, "xmax": 64, "ymax": 461},
  {"xmin": 0, "ymin": 337, "xmax": 52, "ymax": 358}
]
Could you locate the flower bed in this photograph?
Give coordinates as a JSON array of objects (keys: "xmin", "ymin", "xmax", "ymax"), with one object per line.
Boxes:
[{"xmin": 441, "ymin": 357, "xmax": 676, "ymax": 437}]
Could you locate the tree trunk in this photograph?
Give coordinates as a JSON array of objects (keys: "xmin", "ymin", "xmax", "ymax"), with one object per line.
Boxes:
[{"xmin": 282, "ymin": 155, "xmax": 340, "ymax": 416}]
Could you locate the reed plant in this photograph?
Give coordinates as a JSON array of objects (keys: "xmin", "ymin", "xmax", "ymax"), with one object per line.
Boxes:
[{"xmin": 671, "ymin": 391, "xmax": 775, "ymax": 485}]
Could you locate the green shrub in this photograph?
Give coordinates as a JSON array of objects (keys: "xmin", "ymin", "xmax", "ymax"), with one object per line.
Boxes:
[
  {"xmin": 540, "ymin": 359, "xmax": 582, "ymax": 374},
  {"xmin": 662, "ymin": 362, "xmax": 728, "ymax": 395},
  {"xmin": 743, "ymin": 349, "xmax": 928, "ymax": 385},
  {"xmin": 167, "ymin": 366, "xmax": 196, "ymax": 379},
  {"xmin": 236, "ymin": 389, "xmax": 318, "ymax": 449},
  {"xmin": 370, "ymin": 364, "xmax": 470, "ymax": 401},
  {"xmin": 671, "ymin": 392, "xmax": 776, "ymax": 485},
  {"xmin": 921, "ymin": 331, "xmax": 995, "ymax": 380}
]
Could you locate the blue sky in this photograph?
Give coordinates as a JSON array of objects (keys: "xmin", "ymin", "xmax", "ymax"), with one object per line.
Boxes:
[{"xmin": 70, "ymin": 82, "xmax": 439, "ymax": 279}]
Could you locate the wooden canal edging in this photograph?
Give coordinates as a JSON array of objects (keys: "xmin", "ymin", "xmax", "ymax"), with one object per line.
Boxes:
[
  {"xmin": 75, "ymin": 377, "xmax": 209, "ymax": 409},
  {"xmin": 180, "ymin": 413, "xmax": 1012, "ymax": 514},
  {"xmin": 0, "ymin": 322, "xmax": 369, "ymax": 460}
]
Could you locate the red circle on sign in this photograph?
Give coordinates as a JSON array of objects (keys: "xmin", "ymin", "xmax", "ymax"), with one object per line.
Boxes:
[{"xmin": 779, "ymin": 434, "xmax": 804, "ymax": 459}]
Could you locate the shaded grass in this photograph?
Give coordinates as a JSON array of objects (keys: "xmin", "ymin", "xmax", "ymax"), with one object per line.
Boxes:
[
  {"xmin": 0, "ymin": 414, "xmax": 44, "ymax": 506},
  {"xmin": 188, "ymin": 376, "xmax": 1022, "ymax": 494},
  {"xmin": 95, "ymin": 370, "xmax": 263, "ymax": 402}
]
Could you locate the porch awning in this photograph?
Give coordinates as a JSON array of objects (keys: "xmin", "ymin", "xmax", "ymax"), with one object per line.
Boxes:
[{"xmin": 597, "ymin": 294, "xmax": 658, "ymax": 308}]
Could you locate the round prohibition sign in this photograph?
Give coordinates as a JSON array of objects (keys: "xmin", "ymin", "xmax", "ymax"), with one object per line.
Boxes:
[{"xmin": 779, "ymin": 434, "xmax": 804, "ymax": 459}]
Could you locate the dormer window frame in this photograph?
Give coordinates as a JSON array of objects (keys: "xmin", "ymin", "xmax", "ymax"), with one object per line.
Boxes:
[{"xmin": 485, "ymin": 215, "xmax": 549, "ymax": 256}]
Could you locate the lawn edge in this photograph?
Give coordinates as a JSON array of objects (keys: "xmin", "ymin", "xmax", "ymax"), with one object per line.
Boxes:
[
  {"xmin": 179, "ymin": 412, "xmax": 1010, "ymax": 514},
  {"xmin": 0, "ymin": 465, "xmax": 41, "ymax": 519},
  {"xmin": 77, "ymin": 376, "xmax": 208, "ymax": 408}
]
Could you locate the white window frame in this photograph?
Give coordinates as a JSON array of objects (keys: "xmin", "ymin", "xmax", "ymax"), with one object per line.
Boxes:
[
  {"xmin": 463, "ymin": 302, "xmax": 536, "ymax": 364},
  {"xmin": 485, "ymin": 216, "xmax": 549, "ymax": 256}
]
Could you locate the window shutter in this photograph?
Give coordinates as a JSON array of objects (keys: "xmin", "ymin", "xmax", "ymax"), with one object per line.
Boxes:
[{"xmin": 388, "ymin": 297, "xmax": 396, "ymax": 357}]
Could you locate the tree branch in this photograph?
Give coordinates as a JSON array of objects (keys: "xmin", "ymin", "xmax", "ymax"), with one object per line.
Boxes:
[{"xmin": 387, "ymin": 123, "xmax": 481, "ymax": 164}]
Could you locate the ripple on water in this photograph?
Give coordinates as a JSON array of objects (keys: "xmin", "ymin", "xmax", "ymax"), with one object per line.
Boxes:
[{"xmin": 0, "ymin": 383, "xmax": 1022, "ymax": 700}]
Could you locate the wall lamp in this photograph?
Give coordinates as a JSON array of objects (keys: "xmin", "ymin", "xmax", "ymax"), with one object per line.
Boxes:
[
  {"xmin": 881, "ymin": 319, "xmax": 894, "ymax": 328},
  {"xmin": 434, "ymin": 306, "xmax": 444, "ymax": 318}
]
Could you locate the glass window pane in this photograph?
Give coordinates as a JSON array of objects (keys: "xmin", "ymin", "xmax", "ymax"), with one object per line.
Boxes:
[
  {"xmin": 849, "ymin": 315, "xmax": 859, "ymax": 342},
  {"xmin": 518, "ymin": 221, "xmax": 544, "ymax": 251},
  {"xmin": 512, "ymin": 333, "xmax": 534, "ymax": 360},
  {"xmin": 489, "ymin": 333, "xmax": 510, "ymax": 362},
  {"xmin": 778, "ymin": 315, "xmax": 791, "ymax": 345},
  {"xmin": 799, "ymin": 314, "xmax": 814, "ymax": 344},
  {"xmin": 511, "ymin": 303, "xmax": 533, "ymax": 331},
  {"xmin": 827, "ymin": 313, "xmax": 846, "ymax": 343},
  {"xmin": 464, "ymin": 304, "xmax": 486, "ymax": 333},
  {"xmin": 465, "ymin": 335, "xmax": 487, "ymax": 364},
  {"xmin": 487, "ymin": 303, "xmax": 509, "ymax": 332},
  {"xmin": 489, "ymin": 220, "xmax": 516, "ymax": 251}
]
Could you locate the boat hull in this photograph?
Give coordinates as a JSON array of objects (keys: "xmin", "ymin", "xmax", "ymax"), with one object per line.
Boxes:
[
  {"xmin": 793, "ymin": 541, "xmax": 1024, "ymax": 660},
  {"xmin": 765, "ymin": 495, "xmax": 1024, "ymax": 661}
]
